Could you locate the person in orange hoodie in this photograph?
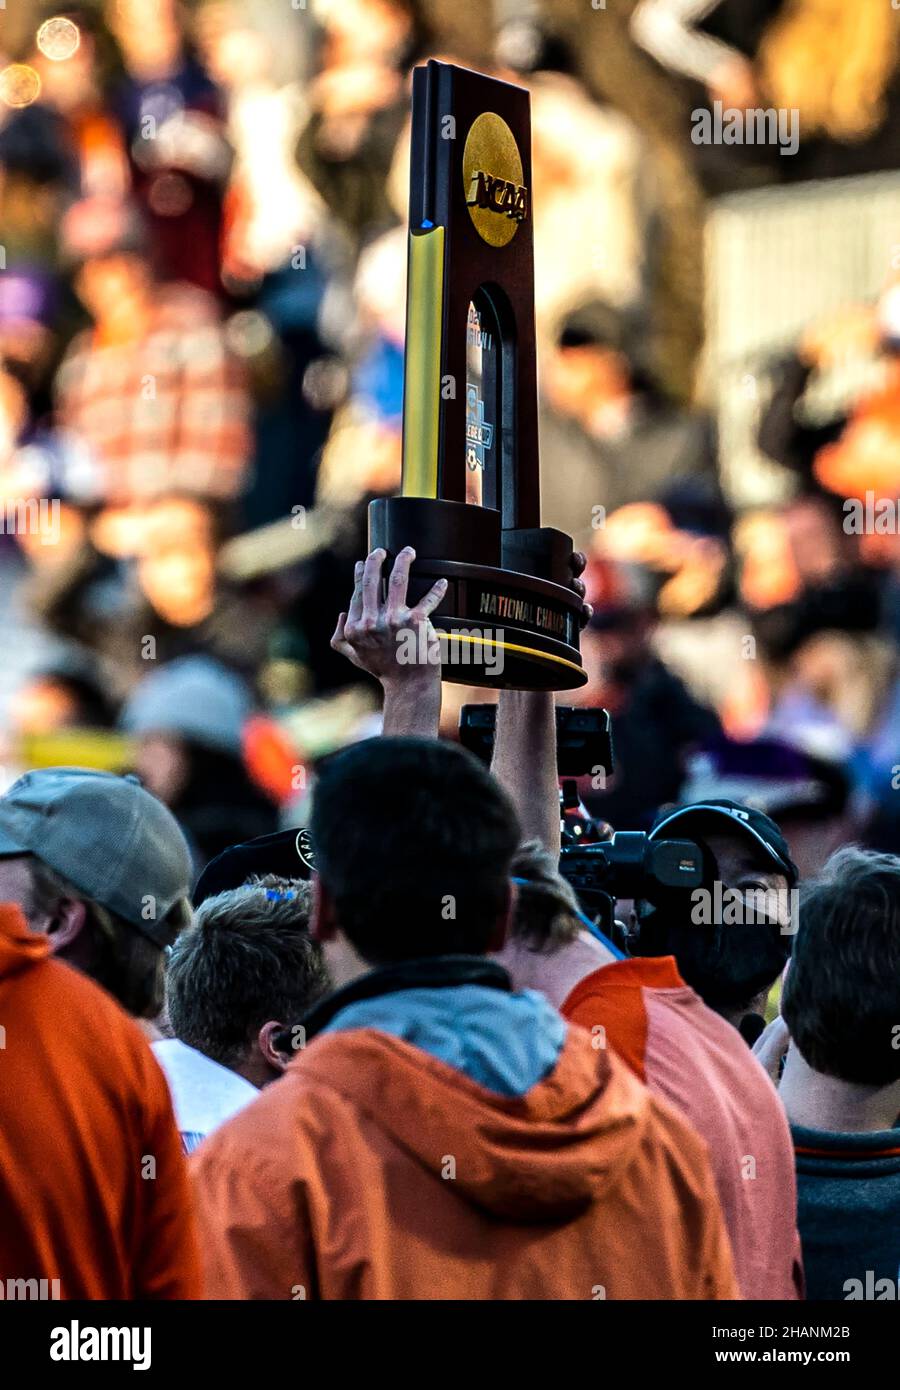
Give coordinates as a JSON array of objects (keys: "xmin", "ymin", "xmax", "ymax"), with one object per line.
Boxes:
[
  {"xmin": 191, "ymin": 551, "xmax": 739, "ymax": 1300},
  {"xmin": 0, "ymin": 902, "xmax": 201, "ymax": 1298}
]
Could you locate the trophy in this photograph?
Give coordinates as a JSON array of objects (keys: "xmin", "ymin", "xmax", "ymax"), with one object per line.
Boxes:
[{"xmin": 369, "ymin": 59, "xmax": 587, "ymax": 690}]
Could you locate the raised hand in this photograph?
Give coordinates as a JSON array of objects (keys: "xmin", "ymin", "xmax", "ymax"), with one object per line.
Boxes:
[{"xmin": 331, "ymin": 546, "xmax": 447, "ymax": 737}]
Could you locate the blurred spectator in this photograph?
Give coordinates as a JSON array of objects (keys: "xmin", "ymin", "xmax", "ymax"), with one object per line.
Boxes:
[
  {"xmin": 773, "ymin": 848, "xmax": 900, "ymax": 1300},
  {"xmin": 0, "ymin": 104, "xmax": 79, "ymax": 268},
  {"xmin": 540, "ymin": 299, "xmax": 719, "ymax": 548},
  {"xmin": 523, "ymin": 52, "xmax": 655, "ymax": 339},
  {"xmin": 195, "ymin": 0, "xmax": 324, "ymax": 284},
  {"xmin": 631, "ymin": 0, "xmax": 900, "ymax": 188},
  {"xmin": 156, "ymin": 874, "xmax": 327, "ymax": 1151},
  {"xmin": 758, "ymin": 287, "xmax": 900, "ymax": 500},
  {"xmin": 25, "ymin": 4, "xmax": 131, "ymax": 201},
  {"xmin": 55, "ymin": 196, "xmax": 251, "ymax": 507},
  {"xmin": 737, "ymin": 547, "xmax": 899, "ymax": 851},
  {"xmin": 597, "ymin": 498, "xmax": 732, "ymax": 619},
  {"xmin": 0, "ymin": 766, "xmax": 192, "ymax": 1020},
  {"xmin": 294, "ymin": 0, "xmax": 431, "ymax": 246},
  {"xmin": 576, "ymin": 560, "xmax": 722, "ymax": 829},
  {"xmin": 679, "ymin": 735, "xmax": 857, "ymax": 878},
  {"xmin": 0, "ymin": 268, "xmax": 63, "ymax": 426},
  {"xmin": 28, "ymin": 496, "xmax": 273, "ymax": 697},
  {"xmin": 312, "ymin": 225, "xmax": 404, "ymax": 509},
  {"xmin": 193, "ymin": 2, "xmax": 338, "ymax": 523},
  {"xmin": 631, "ymin": 0, "xmax": 773, "ymax": 111},
  {"xmin": 9, "ymin": 659, "xmax": 117, "ymax": 734},
  {"xmin": 106, "ymin": 0, "xmax": 232, "ymax": 295},
  {"xmin": 121, "ymin": 654, "xmax": 279, "ymax": 868}
]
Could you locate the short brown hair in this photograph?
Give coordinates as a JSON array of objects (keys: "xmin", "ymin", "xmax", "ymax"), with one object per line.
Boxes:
[
  {"xmin": 165, "ymin": 875, "xmax": 328, "ymax": 1069},
  {"xmin": 782, "ymin": 847, "xmax": 900, "ymax": 1086}
]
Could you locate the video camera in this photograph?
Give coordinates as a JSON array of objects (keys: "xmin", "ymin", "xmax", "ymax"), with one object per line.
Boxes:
[
  {"xmin": 559, "ymin": 833, "xmax": 705, "ymax": 934},
  {"xmin": 460, "ymin": 703, "xmax": 705, "ymax": 935}
]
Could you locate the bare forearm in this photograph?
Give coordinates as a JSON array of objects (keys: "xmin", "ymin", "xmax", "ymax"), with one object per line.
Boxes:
[
  {"xmin": 492, "ymin": 689, "xmax": 559, "ymax": 856},
  {"xmin": 380, "ymin": 675, "xmax": 442, "ymax": 739}
]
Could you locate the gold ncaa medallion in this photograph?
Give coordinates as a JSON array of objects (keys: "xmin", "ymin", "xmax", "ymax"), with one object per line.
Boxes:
[{"xmin": 462, "ymin": 112, "xmax": 528, "ymax": 248}]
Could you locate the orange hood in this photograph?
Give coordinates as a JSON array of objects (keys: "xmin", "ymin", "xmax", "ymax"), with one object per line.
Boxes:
[{"xmin": 297, "ymin": 1025, "xmax": 652, "ymax": 1223}]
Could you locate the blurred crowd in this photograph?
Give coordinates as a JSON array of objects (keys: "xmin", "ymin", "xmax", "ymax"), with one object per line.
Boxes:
[{"xmin": 0, "ymin": 0, "xmax": 898, "ymax": 877}]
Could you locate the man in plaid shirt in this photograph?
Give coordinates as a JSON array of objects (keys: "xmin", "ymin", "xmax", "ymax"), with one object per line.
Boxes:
[{"xmin": 55, "ymin": 197, "xmax": 250, "ymax": 506}]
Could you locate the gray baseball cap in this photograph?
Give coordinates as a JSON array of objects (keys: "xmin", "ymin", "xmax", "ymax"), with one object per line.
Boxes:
[
  {"xmin": 0, "ymin": 767, "xmax": 192, "ymax": 945},
  {"xmin": 121, "ymin": 655, "xmax": 251, "ymax": 757}
]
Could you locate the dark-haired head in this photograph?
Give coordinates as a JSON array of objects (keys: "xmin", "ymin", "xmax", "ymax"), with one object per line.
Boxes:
[
  {"xmin": 783, "ymin": 847, "xmax": 900, "ymax": 1087},
  {"xmin": 310, "ymin": 737, "xmax": 521, "ymax": 972}
]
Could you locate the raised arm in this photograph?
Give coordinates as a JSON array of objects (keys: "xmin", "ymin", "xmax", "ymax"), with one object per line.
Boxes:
[
  {"xmin": 491, "ymin": 690, "xmax": 561, "ymax": 859},
  {"xmin": 332, "ymin": 545, "xmax": 590, "ymax": 862},
  {"xmin": 490, "ymin": 551, "xmax": 592, "ymax": 858}
]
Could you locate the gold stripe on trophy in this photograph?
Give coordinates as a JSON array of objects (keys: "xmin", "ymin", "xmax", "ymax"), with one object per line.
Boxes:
[
  {"xmin": 401, "ymin": 225, "xmax": 445, "ymax": 500},
  {"xmin": 443, "ymin": 632, "xmax": 587, "ymax": 680}
]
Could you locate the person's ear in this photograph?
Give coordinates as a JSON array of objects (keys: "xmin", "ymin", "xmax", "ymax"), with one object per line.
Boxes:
[
  {"xmin": 487, "ymin": 879, "xmax": 514, "ymax": 953},
  {"xmin": 257, "ymin": 1020, "xmax": 293, "ymax": 1074},
  {"xmin": 45, "ymin": 898, "xmax": 87, "ymax": 955},
  {"xmin": 310, "ymin": 873, "xmax": 338, "ymax": 944}
]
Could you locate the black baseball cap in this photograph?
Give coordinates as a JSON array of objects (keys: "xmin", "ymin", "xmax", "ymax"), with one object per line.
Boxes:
[
  {"xmin": 649, "ymin": 798, "xmax": 798, "ymax": 886},
  {"xmin": 193, "ymin": 828, "xmax": 315, "ymax": 906}
]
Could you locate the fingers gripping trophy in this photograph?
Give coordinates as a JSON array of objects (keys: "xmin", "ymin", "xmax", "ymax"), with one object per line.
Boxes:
[{"xmin": 368, "ymin": 60, "xmax": 588, "ymax": 691}]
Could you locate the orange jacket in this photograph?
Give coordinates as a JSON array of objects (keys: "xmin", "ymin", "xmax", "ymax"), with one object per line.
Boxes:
[
  {"xmin": 0, "ymin": 903, "xmax": 201, "ymax": 1298},
  {"xmin": 192, "ymin": 1023, "xmax": 740, "ymax": 1299}
]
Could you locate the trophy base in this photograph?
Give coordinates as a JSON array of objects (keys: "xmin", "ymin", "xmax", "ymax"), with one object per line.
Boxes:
[
  {"xmin": 369, "ymin": 498, "xmax": 588, "ymax": 692},
  {"xmin": 435, "ymin": 606, "xmax": 587, "ymax": 690}
]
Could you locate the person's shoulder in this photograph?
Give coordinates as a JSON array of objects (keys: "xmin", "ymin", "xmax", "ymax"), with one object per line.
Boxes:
[
  {"xmin": 599, "ymin": 1043, "xmax": 717, "ymax": 1195},
  {"xmin": 191, "ymin": 1047, "xmax": 350, "ymax": 1168},
  {"xmin": 31, "ymin": 952, "xmax": 129, "ymax": 1022},
  {"xmin": 29, "ymin": 955, "xmax": 172, "ymax": 1098},
  {"xmin": 649, "ymin": 982, "xmax": 793, "ymax": 1142},
  {"xmin": 193, "ymin": 1028, "xmax": 433, "ymax": 1177},
  {"xmin": 563, "ymin": 957, "xmax": 678, "ymax": 1077},
  {"xmin": 190, "ymin": 1063, "xmax": 355, "ymax": 1216},
  {"xmin": 639, "ymin": 1074, "xmax": 723, "ymax": 1196},
  {"xmin": 563, "ymin": 959, "xmax": 650, "ymax": 1022},
  {"xmin": 564, "ymin": 955, "xmax": 660, "ymax": 1006},
  {"xmin": 664, "ymin": 982, "xmax": 777, "ymax": 1081}
]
